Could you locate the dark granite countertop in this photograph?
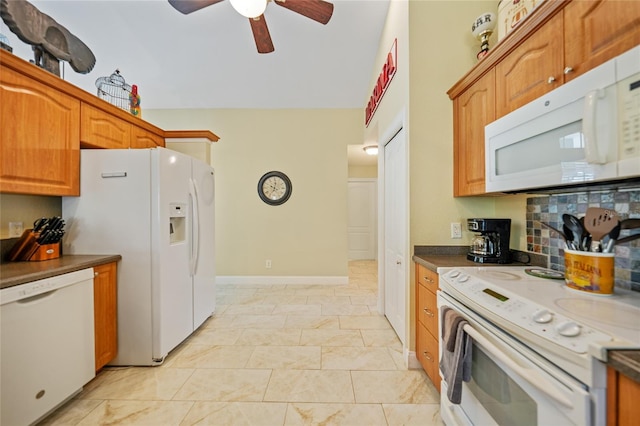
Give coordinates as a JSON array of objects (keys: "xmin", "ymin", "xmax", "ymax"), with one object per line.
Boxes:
[
  {"xmin": 412, "ymin": 245, "xmax": 547, "ymax": 273},
  {"xmin": 608, "ymin": 350, "xmax": 640, "ymax": 383},
  {"xmin": 0, "ymin": 254, "xmax": 121, "ymax": 289}
]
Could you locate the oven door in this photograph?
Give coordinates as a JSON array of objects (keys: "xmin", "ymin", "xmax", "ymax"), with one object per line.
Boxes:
[{"xmin": 437, "ymin": 291, "xmax": 591, "ymax": 426}]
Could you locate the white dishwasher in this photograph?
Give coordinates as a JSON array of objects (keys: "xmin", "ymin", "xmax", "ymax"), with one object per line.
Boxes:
[{"xmin": 1, "ymin": 268, "xmax": 96, "ymax": 426}]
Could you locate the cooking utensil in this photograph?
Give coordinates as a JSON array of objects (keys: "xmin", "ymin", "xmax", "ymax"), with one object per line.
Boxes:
[
  {"xmin": 562, "ymin": 224, "xmax": 577, "ymax": 250},
  {"xmin": 614, "ymin": 232, "xmax": 640, "ymax": 246},
  {"xmin": 562, "ymin": 214, "xmax": 585, "ymax": 251},
  {"xmin": 620, "ymin": 218, "xmax": 640, "ymax": 230},
  {"xmin": 602, "ymin": 223, "xmax": 621, "ymax": 253},
  {"xmin": 584, "ymin": 208, "xmax": 619, "ymax": 251}
]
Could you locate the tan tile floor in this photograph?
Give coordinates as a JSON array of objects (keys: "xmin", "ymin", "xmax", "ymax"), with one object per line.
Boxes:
[{"xmin": 39, "ymin": 260, "xmax": 443, "ymax": 425}]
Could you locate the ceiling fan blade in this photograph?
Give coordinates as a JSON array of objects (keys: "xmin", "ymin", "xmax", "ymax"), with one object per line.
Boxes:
[
  {"xmin": 168, "ymin": 0, "xmax": 224, "ymax": 15},
  {"xmin": 249, "ymin": 15, "xmax": 275, "ymax": 54},
  {"xmin": 274, "ymin": 0, "xmax": 333, "ymax": 25}
]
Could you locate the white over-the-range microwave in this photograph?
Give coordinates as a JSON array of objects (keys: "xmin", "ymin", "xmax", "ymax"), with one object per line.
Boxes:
[{"xmin": 485, "ymin": 45, "xmax": 640, "ymax": 193}]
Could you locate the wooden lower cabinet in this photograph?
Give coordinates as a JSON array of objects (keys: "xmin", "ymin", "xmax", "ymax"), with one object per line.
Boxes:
[
  {"xmin": 93, "ymin": 262, "xmax": 118, "ymax": 371},
  {"xmin": 415, "ymin": 263, "xmax": 441, "ymax": 392},
  {"xmin": 607, "ymin": 366, "xmax": 640, "ymax": 425}
]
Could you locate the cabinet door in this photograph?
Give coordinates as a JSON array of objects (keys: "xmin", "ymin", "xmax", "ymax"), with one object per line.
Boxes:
[
  {"xmin": 495, "ymin": 12, "xmax": 564, "ymax": 118},
  {"xmin": 0, "ymin": 67, "xmax": 80, "ymax": 195},
  {"xmin": 81, "ymin": 103, "xmax": 131, "ymax": 149},
  {"xmin": 131, "ymin": 126, "xmax": 165, "ymax": 148},
  {"xmin": 94, "ymin": 262, "xmax": 118, "ymax": 371},
  {"xmin": 416, "ymin": 321, "xmax": 441, "ymax": 392},
  {"xmin": 453, "ymin": 69, "xmax": 495, "ymax": 196},
  {"xmin": 564, "ymin": 0, "xmax": 640, "ymax": 83},
  {"xmin": 417, "ymin": 282, "xmax": 438, "ymax": 336}
]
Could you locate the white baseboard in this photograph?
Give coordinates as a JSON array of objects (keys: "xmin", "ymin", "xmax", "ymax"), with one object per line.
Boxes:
[
  {"xmin": 407, "ymin": 350, "xmax": 422, "ymax": 370},
  {"xmin": 216, "ymin": 276, "xmax": 349, "ymax": 285}
]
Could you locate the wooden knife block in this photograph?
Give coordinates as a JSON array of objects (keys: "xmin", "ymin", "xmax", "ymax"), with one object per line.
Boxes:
[
  {"xmin": 29, "ymin": 243, "xmax": 60, "ymax": 261},
  {"xmin": 6, "ymin": 229, "xmax": 61, "ymax": 261}
]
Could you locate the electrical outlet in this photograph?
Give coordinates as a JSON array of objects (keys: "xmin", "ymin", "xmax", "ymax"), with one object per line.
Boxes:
[
  {"xmin": 9, "ymin": 222, "xmax": 23, "ymax": 238},
  {"xmin": 450, "ymin": 222, "xmax": 462, "ymax": 239},
  {"xmin": 265, "ymin": 259, "xmax": 272, "ymax": 269}
]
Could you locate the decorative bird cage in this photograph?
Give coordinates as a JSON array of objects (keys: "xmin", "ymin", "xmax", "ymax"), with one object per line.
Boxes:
[{"xmin": 95, "ymin": 69, "xmax": 132, "ymax": 111}]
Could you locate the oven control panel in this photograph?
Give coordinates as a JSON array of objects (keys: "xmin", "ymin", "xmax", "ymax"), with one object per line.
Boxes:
[{"xmin": 441, "ymin": 269, "xmax": 613, "ymax": 353}]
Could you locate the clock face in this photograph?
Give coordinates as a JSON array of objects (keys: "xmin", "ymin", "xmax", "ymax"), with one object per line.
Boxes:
[{"xmin": 258, "ymin": 171, "xmax": 292, "ymax": 205}]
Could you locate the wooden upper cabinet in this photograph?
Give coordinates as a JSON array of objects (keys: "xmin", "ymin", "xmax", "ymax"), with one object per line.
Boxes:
[
  {"xmin": 564, "ymin": 0, "xmax": 640, "ymax": 83},
  {"xmin": 131, "ymin": 126, "xmax": 165, "ymax": 148},
  {"xmin": 495, "ymin": 12, "xmax": 564, "ymax": 118},
  {"xmin": 0, "ymin": 66, "xmax": 80, "ymax": 196},
  {"xmin": 453, "ymin": 69, "xmax": 495, "ymax": 197},
  {"xmin": 81, "ymin": 103, "xmax": 131, "ymax": 149}
]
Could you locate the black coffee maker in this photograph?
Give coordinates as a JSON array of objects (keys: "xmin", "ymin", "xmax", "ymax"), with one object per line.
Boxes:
[{"xmin": 467, "ymin": 218, "xmax": 512, "ymax": 264}]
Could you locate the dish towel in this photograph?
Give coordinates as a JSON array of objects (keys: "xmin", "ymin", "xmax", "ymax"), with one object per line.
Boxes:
[{"xmin": 439, "ymin": 307, "xmax": 472, "ymax": 404}]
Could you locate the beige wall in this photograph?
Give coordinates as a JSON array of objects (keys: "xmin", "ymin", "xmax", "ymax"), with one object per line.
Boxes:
[
  {"xmin": 145, "ymin": 108, "xmax": 362, "ymax": 278},
  {"xmin": 348, "ymin": 165, "xmax": 377, "ymax": 178},
  {"xmin": 0, "ymin": 194, "xmax": 61, "ymax": 239},
  {"xmin": 365, "ymin": 0, "xmax": 531, "ymax": 350}
]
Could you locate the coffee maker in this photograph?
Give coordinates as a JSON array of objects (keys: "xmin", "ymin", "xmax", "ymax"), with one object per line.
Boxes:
[{"xmin": 467, "ymin": 218, "xmax": 512, "ymax": 264}]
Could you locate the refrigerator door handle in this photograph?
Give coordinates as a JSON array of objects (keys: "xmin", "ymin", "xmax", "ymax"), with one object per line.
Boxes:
[{"xmin": 189, "ymin": 178, "xmax": 201, "ymax": 276}]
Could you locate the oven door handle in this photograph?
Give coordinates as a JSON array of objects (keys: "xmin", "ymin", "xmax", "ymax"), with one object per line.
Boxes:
[{"xmin": 462, "ymin": 324, "xmax": 573, "ymax": 409}]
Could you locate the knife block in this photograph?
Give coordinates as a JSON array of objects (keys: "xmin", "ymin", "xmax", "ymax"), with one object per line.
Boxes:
[
  {"xmin": 29, "ymin": 243, "xmax": 61, "ymax": 261},
  {"xmin": 6, "ymin": 229, "xmax": 61, "ymax": 261}
]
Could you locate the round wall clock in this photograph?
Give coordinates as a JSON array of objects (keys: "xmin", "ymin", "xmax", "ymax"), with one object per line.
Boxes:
[{"xmin": 257, "ymin": 171, "xmax": 292, "ymax": 205}]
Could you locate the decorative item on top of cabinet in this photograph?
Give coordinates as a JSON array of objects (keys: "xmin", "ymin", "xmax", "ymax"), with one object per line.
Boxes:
[
  {"xmin": 93, "ymin": 262, "xmax": 117, "ymax": 372},
  {"xmin": 415, "ymin": 262, "xmax": 441, "ymax": 392},
  {"xmin": 0, "ymin": 58, "xmax": 80, "ymax": 196},
  {"xmin": 452, "ymin": 69, "xmax": 495, "ymax": 197}
]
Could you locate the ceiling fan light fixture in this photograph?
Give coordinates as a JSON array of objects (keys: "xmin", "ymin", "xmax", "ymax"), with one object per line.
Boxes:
[
  {"xmin": 363, "ymin": 145, "xmax": 378, "ymax": 156},
  {"xmin": 229, "ymin": 0, "xmax": 268, "ymax": 18}
]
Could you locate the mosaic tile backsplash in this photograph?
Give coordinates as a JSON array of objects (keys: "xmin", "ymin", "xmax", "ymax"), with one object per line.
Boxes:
[{"xmin": 526, "ymin": 189, "xmax": 640, "ymax": 292}]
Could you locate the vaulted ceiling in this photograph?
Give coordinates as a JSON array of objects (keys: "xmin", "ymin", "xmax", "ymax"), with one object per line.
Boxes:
[{"xmin": 1, "ymin": 0, "xmax": 390, "ymax": 110}]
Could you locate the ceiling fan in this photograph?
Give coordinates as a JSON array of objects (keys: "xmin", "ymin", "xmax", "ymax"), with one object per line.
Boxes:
[{"xmin": 168, "ymin": 0, "xmax": 334, "ymax": 54}]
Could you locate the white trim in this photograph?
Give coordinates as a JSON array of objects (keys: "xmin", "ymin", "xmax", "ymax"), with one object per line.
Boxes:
[
  {"xmin": 407, "ymin": 350, "xmax": 422, "ymax": 370},
  {"xmin": 216, "ymin": 276, "xmax": 349, "ymax": 285}
]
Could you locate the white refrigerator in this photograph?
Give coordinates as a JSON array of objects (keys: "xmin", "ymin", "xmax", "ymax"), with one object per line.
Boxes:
[{"xmin": 63, "ymin": 147, "xmax": 215, "ymax": 366}]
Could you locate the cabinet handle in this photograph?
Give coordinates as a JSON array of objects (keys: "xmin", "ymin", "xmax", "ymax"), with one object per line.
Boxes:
[
  {"xmin": 563, "ymin": 66, "xmax": 574, "ymax": 74},
  {"xmin": 94, "ymin": 272, "xmax": 99, "ymax": 277},
  {"xmin": 423, "ymin": 351, "xmax": 434, "ymax": 362},
  {"xmin": 423, "ymin": 308, "xmax": 435, "ymax": 317},
  {"xmin": 424, "ymin": 277, "xmax": 434, "ymax": 283},
  {"xmin": 547, "ymin": 76, "xmax": 556, "ymax": 84}
]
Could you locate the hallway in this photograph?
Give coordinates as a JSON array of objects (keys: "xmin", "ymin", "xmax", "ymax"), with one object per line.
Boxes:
[{"xmin": 39, "ymin": 260, "xmax": 443, "ymax": 425}]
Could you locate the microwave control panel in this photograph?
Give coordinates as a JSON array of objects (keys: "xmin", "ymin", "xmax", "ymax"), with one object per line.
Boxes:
[{"xmin": 618, "ymin": 72, "xmax": 640, "ymax": 161}]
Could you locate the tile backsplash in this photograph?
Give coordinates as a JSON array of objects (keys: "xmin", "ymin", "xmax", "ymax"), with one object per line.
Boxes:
[{"xmin": 526, "ymin": 189, "xmax": 640, "ymax": 292}]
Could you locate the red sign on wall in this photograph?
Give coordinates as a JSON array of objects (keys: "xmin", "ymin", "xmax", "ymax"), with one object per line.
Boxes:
[{"xmin": 365, "ymin": 38, "xmax": 397, "ymax": 127}]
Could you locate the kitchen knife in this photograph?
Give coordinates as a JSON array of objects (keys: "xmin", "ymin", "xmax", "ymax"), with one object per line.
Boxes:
[{"xmin": 33, "ymin": 217, "xmax": 48, "ymax": 232}]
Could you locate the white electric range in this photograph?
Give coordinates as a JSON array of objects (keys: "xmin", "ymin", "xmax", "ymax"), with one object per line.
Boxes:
[{"xmin": 437, "ymin": 266, "xmax": 640, "ymax": 426}]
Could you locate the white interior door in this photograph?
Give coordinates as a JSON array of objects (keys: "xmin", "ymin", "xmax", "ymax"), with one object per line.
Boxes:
[
  {"xmin": 383, "ymin": 127, "xmax": 407, "ymax": 344},
  {"xmin": 348, "ymin": 179, "xmax": 377, "ymax": 260}
]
